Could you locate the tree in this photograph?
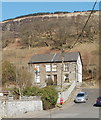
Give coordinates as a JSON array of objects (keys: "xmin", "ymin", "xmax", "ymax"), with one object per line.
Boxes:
[
  {"xmin": 2, "ymin": 60, "xmax": 33, "ymax": 98},
  {"xmin": 16, "ymin": 67, "xmax": 32, "ymax": 89},
  {"xmin": 2, "ymin": 60, "xmax": 16, "ymax": 85}
]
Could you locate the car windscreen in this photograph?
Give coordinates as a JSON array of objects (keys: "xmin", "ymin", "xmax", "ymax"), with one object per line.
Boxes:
[
  {"xmin": 98, "ymin": 97, "xmax": 101, "ymax": 100},
  {"xmin": 77, "ymin": 93, "xmax": 85, "ymax": 97}
]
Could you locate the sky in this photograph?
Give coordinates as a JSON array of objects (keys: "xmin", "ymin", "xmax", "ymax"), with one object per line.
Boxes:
[{"xmin": 1, "ymin": 1, "xmax": 100, "ymax": 21}]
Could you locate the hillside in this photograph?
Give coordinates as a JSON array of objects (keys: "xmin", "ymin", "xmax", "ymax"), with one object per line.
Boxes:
[
  {"xmin": 1, "ymin": 11, "xmax": 99, "ymax": 49},
  {"xmin": 1, "ymin": 11, "xmax": 99, "ymax": 87}
]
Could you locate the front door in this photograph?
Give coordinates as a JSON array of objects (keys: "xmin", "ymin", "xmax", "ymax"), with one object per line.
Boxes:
[{"xmin": 54, "ymin": 75, "xmax": 57, "ymax": 85}]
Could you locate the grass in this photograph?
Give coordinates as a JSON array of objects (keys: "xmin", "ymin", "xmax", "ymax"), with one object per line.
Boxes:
[{"xmin": 2, "ymin": 41, "xmax": 99, "ymax": 83}]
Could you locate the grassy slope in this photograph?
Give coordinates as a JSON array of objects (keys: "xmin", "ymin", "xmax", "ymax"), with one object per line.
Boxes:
[
  {"xmin": 3, "ymin": 41, "xmax": 99, "ymax": 67},
  {"xmin": 2, "ymin": 41, "xmax": 99, "ymax": 88}
]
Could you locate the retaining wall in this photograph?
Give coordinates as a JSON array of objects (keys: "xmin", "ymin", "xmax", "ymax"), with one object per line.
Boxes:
[
  {"xmin": 0, "ymin": 99, "xmax": 43, "ymax": 117},
  {"xmin": 57, "ymin": 81, "xmax": 76, "ymax": 103}
]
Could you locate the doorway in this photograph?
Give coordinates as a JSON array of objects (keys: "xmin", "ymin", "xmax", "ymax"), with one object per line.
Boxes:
[{"xmin": 53, "ymin": 75, "xmax": 57, "ymax": 85}]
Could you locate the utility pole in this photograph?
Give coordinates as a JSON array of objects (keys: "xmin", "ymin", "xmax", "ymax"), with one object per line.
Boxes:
[
  {"xmin": 60, "ymin": 48, "xmax": 64, "ymax": 105},
  {"xmin": 61, "ymin": 49, "xmax": 64, "ymax": 89}
]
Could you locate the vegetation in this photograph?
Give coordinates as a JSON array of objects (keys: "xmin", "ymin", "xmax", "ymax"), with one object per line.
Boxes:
[
  {"xmin": 23, "ymin": 86, "xmax": 40, "ymax": 96},
  {"xmin": 2, "ymin": 11, "xmax": 99, "ymax": 88},
  {"xmin": 10, "ymin": 86, "xmax": 58, "ymax": 110},
  {"xmin": 2, "ymin": 62, "xmax": 58, "ymax": 110},
  {"xmin": 2, "ymin": 61, "xmax": 16, "ymax": 85},
  {"xmin": 38, "ymin": 86, "xmax": 58, "ymax": 110},
  {"xmin": 2, "ymin": 11, "xmax": 99, "ymax": 50},
  {"xmin": 9, "ymin": 87, "xmax": 20, "ymax": 99},
  {"xmin": 2, "ymin": 60, "xmax": 32, "ymax": 91}
]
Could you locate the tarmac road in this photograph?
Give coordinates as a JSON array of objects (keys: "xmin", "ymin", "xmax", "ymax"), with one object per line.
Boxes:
[{"xmin": 9, "ymin": 88, "xmax": 100, "ymax": 119}]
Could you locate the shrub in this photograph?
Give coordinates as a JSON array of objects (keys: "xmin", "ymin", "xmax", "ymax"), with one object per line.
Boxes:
[
  {"xmin": 2, "ymin": 61, "xmax": 16, "ymax": 85},
  {"xmin": 23, "ymin": 86, "xmax": 40, "ymax": 96},
  {"xmin": 11, "ymin": 86, "xmax": 58, "ymax": 110},
  {"xmin": 40, "ymin": 86, "xmax": 58, "ymax": 110},
  {"xmin": 9, "ymin": 87, "xmax": 20, "ymax": 99}
]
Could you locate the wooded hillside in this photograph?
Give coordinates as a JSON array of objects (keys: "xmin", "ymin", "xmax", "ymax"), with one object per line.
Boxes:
[{"xmin": 1, "ymin": 11, "xmax": 99, "ymax": 49}]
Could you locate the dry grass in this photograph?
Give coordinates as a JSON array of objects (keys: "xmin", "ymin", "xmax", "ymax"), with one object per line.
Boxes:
[
  {"xmin": 2, "ymin": 41, "xmax": 99, "ymax": 88},
  {"xmin": 2, "ymin": 41, "xmax": 99, "ymax": 67}
]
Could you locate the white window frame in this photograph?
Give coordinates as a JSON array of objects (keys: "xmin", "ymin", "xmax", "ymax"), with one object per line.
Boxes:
[
  {"xmin": 64, "ymin": 64, "xmax": 69, "ymax": 72},
  {"xmin": 46, "ymin": 64, "xmax": 51, "ymax": 72},
  {"xmin": 35, "ymin": 74, "xmax": 40, "ymax": 83},
  {"xmin": 52, "ymin": 64, "xmax": 57, "ymax": 72}
]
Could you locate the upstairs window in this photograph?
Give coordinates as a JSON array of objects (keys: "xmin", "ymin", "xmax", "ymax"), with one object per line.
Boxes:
[
  {"xmin": 35, "ymin": 65, "xmax": 40, "ymax": 74},
  {"xmin": 52, "ymin": 64, "xmax": 57, "ymax": 72},
  {"xmin": 64, "ymin": 64, "xmax": 69, "ymax": 72},
  {"xmin": 46, "ymin": 65, "xmax": 51, "ymax": 72}
]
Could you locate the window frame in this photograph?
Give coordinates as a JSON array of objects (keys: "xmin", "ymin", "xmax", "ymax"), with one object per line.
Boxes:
[
  {"xmin": 35, "ymin": 73, "xmax": 40, "ymax": 83},
  {"xmin": 64, "ymin": 63, "xmax": 69, "ymax": 72},
  {"xmin": 52, "ymin": 64, "xmax": 57, "ymax": 72},
  {"xmin": 46, "ymin": 64, "xmax": 51, "ymax": 72}
]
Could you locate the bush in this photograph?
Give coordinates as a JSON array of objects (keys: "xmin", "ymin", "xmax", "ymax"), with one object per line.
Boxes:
[
  {"xmin": 11, "ymin": 86, "xmax": 58, "ymax": 110},
  {"xmin": 40, "ymin": 86, "xmax": 58, "ymax": 110},
  {"xmin": 9, "ymin": 87, "xmax": 20, "ymax": 99},
  {"xmin": 2, "ymin": 61, "xmax": 16, "ymax": 85},
  {"xmin": 23, "ymin": 86, "xmax": 40, "ymax": 96}
]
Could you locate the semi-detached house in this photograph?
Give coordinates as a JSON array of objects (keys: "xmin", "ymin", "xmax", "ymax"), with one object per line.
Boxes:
[{"xmin": 28, "ymin": 52, "xmax": 82, "ymax": 87}]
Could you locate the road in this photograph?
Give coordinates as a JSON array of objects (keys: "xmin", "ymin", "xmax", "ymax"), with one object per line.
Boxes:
[{"xmin": 11, "ymin": 88, "xmax": 100, "ymax": 118}]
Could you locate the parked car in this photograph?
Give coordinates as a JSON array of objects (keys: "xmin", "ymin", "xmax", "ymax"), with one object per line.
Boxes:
[
  {"xmin": 74, "ymin": 92, "xmax": 88, "ymax": 103},
  {"xmin": 94, "ymin": 97, "xmax": 101, "ymax": 106}
]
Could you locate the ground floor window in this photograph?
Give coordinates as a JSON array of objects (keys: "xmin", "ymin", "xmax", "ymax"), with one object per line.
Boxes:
[
  {"xmin": 46, "ymin": 75, "xmax": 51, "ymax": 79},
  {"xmin": 35, "ymin": 74, "xmax": 40, "ymax": 83},
  {"xmin": 64, "ymin": 74, "xmax": 69, "ymax": 82}
]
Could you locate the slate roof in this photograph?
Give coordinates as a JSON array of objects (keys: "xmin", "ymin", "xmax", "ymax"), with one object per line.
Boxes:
[{"xmin": 28, "ymin": 52, "xmax": 80, "ymax": 64}]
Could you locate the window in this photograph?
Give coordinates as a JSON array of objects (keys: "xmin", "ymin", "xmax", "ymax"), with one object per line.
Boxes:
[
  {"xmin": 52, "ymin": 64, "xmax": 57, "ymax": 72},
  {"xmin": 64, "ymin": 64, "xmax": 69, "ymax": 72},
  {"xmin": 35, "ymin": 74, "xmax": 40, "ymax": 83},
  {"xmin": 46, "ymin": 65, "xmax": 51, "ymax": 72},
  {"xmin": 64, "ymin": 74, "xmax": 69, "ymax": 82},
  {"xmin": 35, "ymin": 65, "xmax": 40, "ymax": 73},
  {"xmin": 46, "ymin": 75, "xmax": 51, "ymax": 79},
  {"xmin": 35, "ymin": 65, "xmax": 40, "ymax": 83}
]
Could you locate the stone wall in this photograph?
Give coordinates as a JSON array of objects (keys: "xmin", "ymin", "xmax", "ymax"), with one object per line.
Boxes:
[
  {"xmin": 29, "ymin": 62, "xmax": 77, "ymax": 87},
  {"xmin": 0, "ymin": 99, "xmax": 43, "ymax": 117}
]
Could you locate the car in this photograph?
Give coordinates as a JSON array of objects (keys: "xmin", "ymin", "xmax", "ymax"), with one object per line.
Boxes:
[
  {"xmin": 94, "ymin": 97, "xmax": 101, "ymax": 107},
  {"xmin": 74, "ymin": 92, "xmax": 88, "ymax": 103}
]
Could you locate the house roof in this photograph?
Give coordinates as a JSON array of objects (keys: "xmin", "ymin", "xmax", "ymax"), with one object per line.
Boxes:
[{"xmin": 28, "ymin": 52, "xmax": 80, "ymax": 64}]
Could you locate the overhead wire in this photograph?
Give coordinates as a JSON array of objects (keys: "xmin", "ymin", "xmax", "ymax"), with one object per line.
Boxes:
[{"xmin": 69, "ymin": 0, "xmax": 98, "ymax": 50}]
